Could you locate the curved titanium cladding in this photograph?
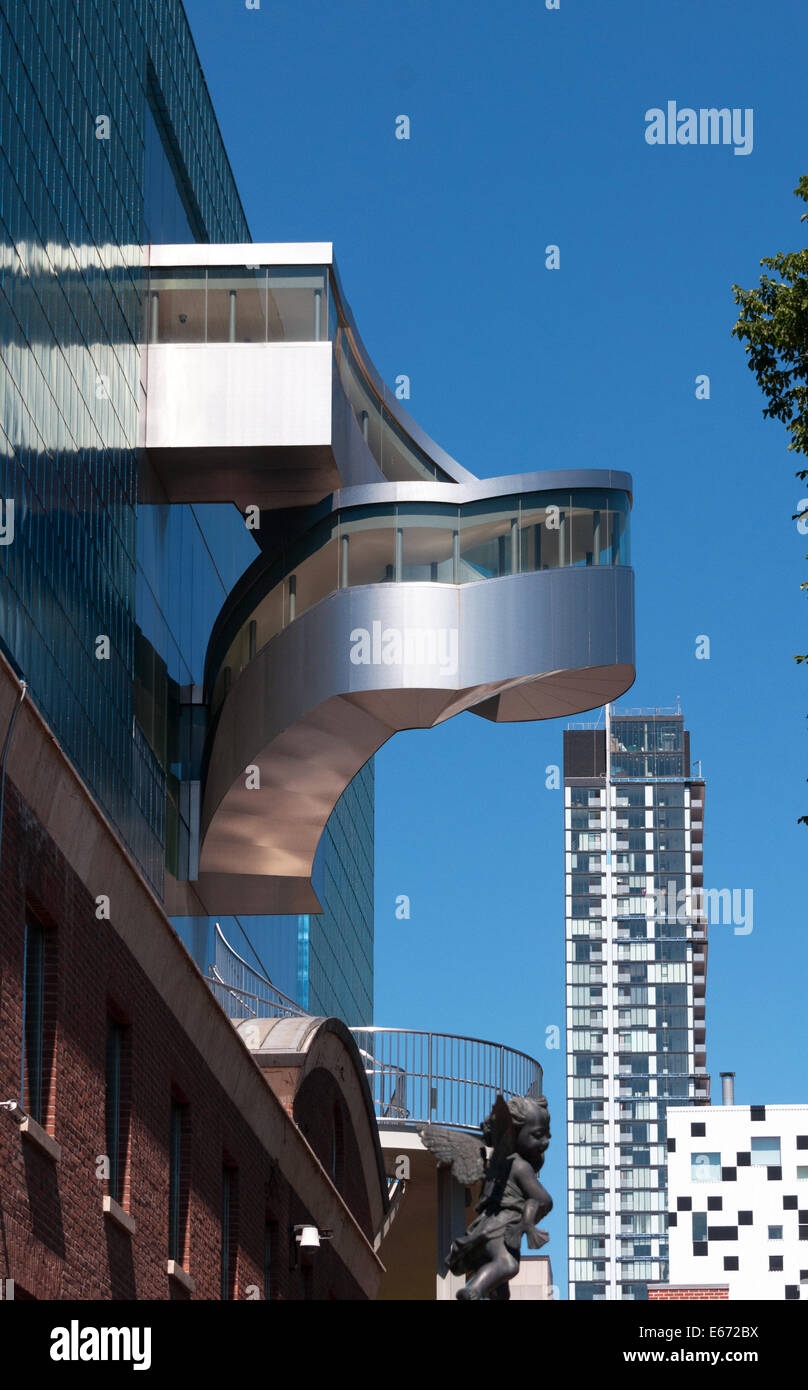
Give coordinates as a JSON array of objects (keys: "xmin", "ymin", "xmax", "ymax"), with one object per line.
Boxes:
[
  {"xmin": 197, "ymin": 473, "xmax": 635, "ymax": 915},
  {"xmin": 145, "ymin": 249, "xmax": 636, "ymax": 915},
  {"xmin": 206, "ymin": 484, "xmax": 631, "ymax": 717}
]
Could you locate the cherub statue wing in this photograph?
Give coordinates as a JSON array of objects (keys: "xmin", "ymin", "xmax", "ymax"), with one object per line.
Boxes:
[{"xmin": 419, "ymin": 1125, "xmax": 487, "ymax": 1184}]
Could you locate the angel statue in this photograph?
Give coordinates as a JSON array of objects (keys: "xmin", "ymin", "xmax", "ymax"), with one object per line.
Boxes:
[{"xmin": 420, "ymin": 1093, "xmax": 552, "ymax": 1301}]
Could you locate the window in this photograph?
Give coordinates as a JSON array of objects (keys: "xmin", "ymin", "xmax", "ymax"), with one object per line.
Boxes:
[
  {"xmin": 105, "ymin": 1016, "xmax": 130, "ymax": 1207},
  {"xmin": 691, "ymin": 1152, "xmax": 721, "ymax": 1182},
  {"xmin": 768, "ymin": 1226, "xmax": 783, "ymax": 1240},
  {"xmin": 769, "ymin": 1255, "xmax": 783, "ymax": 1272},
  {"xmin": 21, "ymin": 918, "xmax": 55, "ymax": 1126},
  {"xmin": 221, "ymin": 1162, "xmax": 238, "ymax": 1300},
  {"xmin": 168, "ymin": 1098, "xmax": 190, "ymax": 1267},
  {"xmin": 751, "ymin": 1137, "xmax": 781, "ymax": 1167},
  {"xmin": 692, "ymin": 1212, "xmax": 707, "ymax": 1242},
  {"xmin": 797, "ymin": 1168, "xmax": 808, "ymax": 1181}
]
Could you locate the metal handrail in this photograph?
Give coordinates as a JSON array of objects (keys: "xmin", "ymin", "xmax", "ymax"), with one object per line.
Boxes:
[
  {"xmin": 208, "ymin": 922, "xmax": 307, "ymax": 1020},
  {"xmin": 206, "ymin": 929, "xmax": 543, "ymax": 1133},
  {"xmin": 350, "ymin": 1027, "xmax": 543, "ymax": 1132}
]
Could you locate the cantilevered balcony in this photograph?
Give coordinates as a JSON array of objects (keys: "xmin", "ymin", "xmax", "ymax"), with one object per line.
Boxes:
[
  {"xmin": 185, "ymin": 477, "xmax": 634, "ymax": 915},
  {"xmin": 142, "ymin": 244, "xmax": 472, "ymax": 509},
  {"xmin": 206, "ymin": 925, "xmax": 543, "ymax": 1134},
  {"xmin": 148, "ymin": 244, "xmax": 636, "ymax": 918},
  {"xmin": 351, "ymin": 1026, "xmax": 543, "ymax": 1133}
]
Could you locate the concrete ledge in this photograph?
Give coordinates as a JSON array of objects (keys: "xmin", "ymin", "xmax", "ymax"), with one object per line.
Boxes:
[
  {"xmin": 20, "ymin": 1116, "xmax": 61, "ymax": 1163},
  {"xmin": 103, "ymin": 1196, "xmax": 136, "ymax": 1235},
  {"xmin": 166, "ymin": 1260, "xmax": 195, "ymax": 1294}
]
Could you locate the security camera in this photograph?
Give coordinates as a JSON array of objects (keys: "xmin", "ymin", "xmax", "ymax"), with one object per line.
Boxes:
[{"xmin": 0, "ymin": 1101, "xmax": 25, "ymax": 1125}]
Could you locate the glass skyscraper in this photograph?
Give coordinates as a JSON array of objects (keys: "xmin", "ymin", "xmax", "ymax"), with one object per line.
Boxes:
[
  {"xmin": 564, "ymin": 705, "xmax": 709, "ymax": 1299},
  {"xmin": 0, "ymin": 0, "xmax": 373, "ymax": 1024}
]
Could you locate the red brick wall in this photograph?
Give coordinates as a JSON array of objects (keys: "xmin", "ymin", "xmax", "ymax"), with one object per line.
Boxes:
[
  {"xmin": 0, "ymin": 779, "xmax": 367, "ymax": 1300},
  {"xmin": 648, "ymin": 1288, "xmax": 730, "ymax": 1300}
]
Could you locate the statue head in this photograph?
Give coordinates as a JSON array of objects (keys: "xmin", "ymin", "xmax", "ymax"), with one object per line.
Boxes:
[
  {"xmin": 511, "ymin": 1095, "xmax": 551, "ymax": 1168},
  {"xmin": 482, "ymin": 1094, "xmax": 551, "ymax": 1169}
]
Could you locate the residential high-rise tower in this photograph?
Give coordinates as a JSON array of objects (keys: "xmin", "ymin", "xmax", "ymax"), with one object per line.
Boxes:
[{"xmin": 564, "ymin": 705, "xmax": 708, "ymax": 1299}]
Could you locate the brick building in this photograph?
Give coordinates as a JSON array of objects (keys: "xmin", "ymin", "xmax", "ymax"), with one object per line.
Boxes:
[
  {"xmin": 0, "ymin": 658, "xmax": 387, "ymax": 1300},
  {"xmin": 648, "ymin": 1287, "xmax": 729, "ymax": 1301}
]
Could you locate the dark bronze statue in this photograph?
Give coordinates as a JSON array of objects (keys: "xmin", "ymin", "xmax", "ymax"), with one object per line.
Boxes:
[{"xmin": 420, "ymin": 1094, "xmax": 552, "ymax": 1300}]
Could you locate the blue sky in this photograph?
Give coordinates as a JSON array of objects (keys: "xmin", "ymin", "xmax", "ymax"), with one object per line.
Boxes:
[{"xmin": 184, "ymin": 0, "xmax": 808, "ymax": 1284}]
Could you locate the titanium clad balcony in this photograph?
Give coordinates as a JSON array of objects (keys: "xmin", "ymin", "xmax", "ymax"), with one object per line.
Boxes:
[
  {"xmin": 144, "ymin": 245, "xmax": 465, "ymax": 509},
  {"xmin": 151, "ymin": 245, "xmax": 637, "ymax": 917},
  {"xmin": 190, "ymin": 483, "xmax": 635, "ymax": 913}
]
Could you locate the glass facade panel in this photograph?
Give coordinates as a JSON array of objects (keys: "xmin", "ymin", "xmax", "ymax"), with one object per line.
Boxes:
[
  {"xmin": 397, "ymin": 504, "xmax": 459, "ymax": 582},
  {"xmin": 750, "ymin": 1136, "xmax": 781, "ymax": 1166},
  {"xmin": 149, "ymin": 269, "xmax": 207, "ymax": 342},
  {"xmin": 691, "ymin": 1152, "xmax": 721, "ymax": 1181},
  {"xmin": 339, "ymin": 507, "xmax": 397, "ymax": 587},
  {"xmin": 269, "ymin": 268, "xmax": 328, "ymax": 342},
  {"xmin": 459, "ymin": 498, "xmax": 520, "ymax": 579},
  {"xmin": 1, "ymin": 2, "xmax": 375, "ymax": 1026},
  {"xmin": 207, "ymin": 268, "xmax": 267, "ymax": 343}
]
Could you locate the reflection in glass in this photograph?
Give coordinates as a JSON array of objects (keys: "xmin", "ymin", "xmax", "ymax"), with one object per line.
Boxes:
[
  {"xmin": 397, "ymin": 504, "xmax": 458, "ymax": 581},
  {"xmin": 337, "ymin": 508, "xmax": 396, "ymax": 586},
  {"xmin": 334, "ymin": 328, "xmax": 445, "ymax": 482},
  {"xmin": 459, "ymin": 499, "xmax": 518, "ymax": 579},
  {"xmin": 148, "ymin": 266, "xmax": 329, "ymax": 343},
  {"xmin": 149, "ymin": 268, "xmax": 206, "ymax": 342},
  {"xmin": 268, "ymin": 269, "xmax": 327, "ymax": 341},
  {"xmin": 207, "ymin": 267, "xmax": 266, "ymax": 342}
]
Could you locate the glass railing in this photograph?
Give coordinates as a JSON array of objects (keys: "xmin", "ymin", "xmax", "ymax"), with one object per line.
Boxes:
[
  {"xmin": 146, "ymin": 262, "xmax": 452, "ymax": 482},
  {"xmin": 207, "ymin": 489, "xmax": 631, "ymax": 714},
  {"xmin": 146, "ymin": 265, "xmax": 330, "ymax": 343},
  {"xmin": 333, "ymin": 323, "xmax": 451, "ymax": 481}
]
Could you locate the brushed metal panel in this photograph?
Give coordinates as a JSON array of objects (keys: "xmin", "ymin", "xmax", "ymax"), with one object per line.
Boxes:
[
  {"xmin": 145, "ymin": 342, "xmax": 333, "ymax": 450},
  {"xmin": 198, "ymin": 566, "xmax": 635, "ymax": 910}
]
